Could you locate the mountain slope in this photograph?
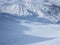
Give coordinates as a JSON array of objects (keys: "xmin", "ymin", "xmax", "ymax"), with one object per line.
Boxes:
[
  {"xmin": 0, "ymin": 0, "xmax": 60, "ymax": 23},
  {"xmin": 0, "ymin": 13, "xmax": 60, "ymax": 45}
]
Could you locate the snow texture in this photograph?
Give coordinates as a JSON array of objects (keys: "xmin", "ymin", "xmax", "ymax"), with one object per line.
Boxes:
[
  {"xmin": 0, "ymin": 12, "xmax": 60, "ymax": 45},
  {"xmin": 0, "ymin": 0, "xmax": 60, "ymax": 45},
  {"xmin": 0, "ymin": 0, "xmax": 60, "ymax": 22}
]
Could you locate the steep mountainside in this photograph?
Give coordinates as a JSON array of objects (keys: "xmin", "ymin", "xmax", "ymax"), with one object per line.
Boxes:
[{"xmin": 0, "ymin": 0, "xmax": 60, "ymax": 23}]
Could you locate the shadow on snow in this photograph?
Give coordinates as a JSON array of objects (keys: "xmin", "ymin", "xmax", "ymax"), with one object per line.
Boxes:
[{"xmin": 0, "ymin": 13, "xmax": 54, "ymax": 45}]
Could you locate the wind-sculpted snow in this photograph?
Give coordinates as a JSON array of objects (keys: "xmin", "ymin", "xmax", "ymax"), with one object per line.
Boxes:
[
  {"xmin": 0, "ymin": 13, "xmax": 55, "ymax": 45},
  {"xmin": 0, "ymin": 0, "xmax": 60, "ymax": 23},
  {"xmin": 0, "ymin": 13, "xmax": 60, "ymax": 45}
]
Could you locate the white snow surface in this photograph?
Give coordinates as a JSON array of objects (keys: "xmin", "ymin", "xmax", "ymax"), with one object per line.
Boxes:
[
  {"xmin": 21, "ymin": 21, "xmax": 60, "ymax": 45},
  {"xmin": 49, "ymin": 0, "xmax": 60, "ymax": 6},
  {"xmin": 0, "ymin": 18, "xmax": 60, "ymax": 45},
  {"xmin": 0, "ymin": 0, "xmax": 60, "ymax": 22},
  {"xmin": 0, "ymin": 0, "xmax": 60, "ymax": 45}
]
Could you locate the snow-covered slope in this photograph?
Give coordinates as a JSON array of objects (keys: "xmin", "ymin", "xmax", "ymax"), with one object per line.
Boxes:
[
  {"xmin": 49, "ymin": 0, "xmax": 60, "ymax": 6},
  {"xmin": 0, "ymin": 13, "xmax": 60, "ymax": 45},
  {"xmin": 0, "ymin": 0, "xmax": 60, "ymax": 23}
]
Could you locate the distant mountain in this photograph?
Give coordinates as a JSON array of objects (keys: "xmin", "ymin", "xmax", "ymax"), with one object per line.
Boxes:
[{"xmin": 0, "ymin": 0, "xmax": 60, "ymax": 23}]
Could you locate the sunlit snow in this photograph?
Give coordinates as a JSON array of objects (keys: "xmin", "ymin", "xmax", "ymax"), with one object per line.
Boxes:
[{"xmin": 0, "ymin": 0, "xmax": 60, "ymax": 45}]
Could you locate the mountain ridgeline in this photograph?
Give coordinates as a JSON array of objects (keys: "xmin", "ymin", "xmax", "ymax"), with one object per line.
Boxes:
[{"xmin": 0, "ymin": 0, "xmax": 60, "ymax": 23}]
